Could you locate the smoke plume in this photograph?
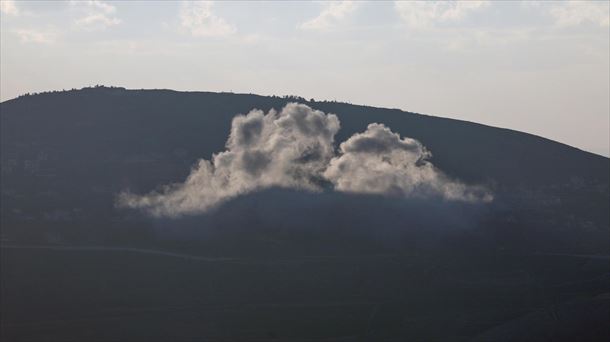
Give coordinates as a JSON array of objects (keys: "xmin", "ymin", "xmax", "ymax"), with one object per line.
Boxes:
[
  {"xmin": 118, "ymin": 103, "xmax": 491, "ymax": 217},
  {"xmin": 324, "ymin": 123, "xmax": 492, "ymax": 202}
]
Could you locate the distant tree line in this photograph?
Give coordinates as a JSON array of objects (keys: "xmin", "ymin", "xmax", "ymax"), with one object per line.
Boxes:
[
  {"xmin": 15, "ymin": 85, "xmax": 359, "ymax": 106},
  {"xmin": 17, "ymin": 85, "xmax": 127, "ymax": 99}
]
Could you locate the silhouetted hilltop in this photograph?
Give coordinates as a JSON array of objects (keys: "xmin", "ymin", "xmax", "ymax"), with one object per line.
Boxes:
[
  {"xmin": 1, "ymin": 87, "xmax": 609, "ymax": 341},
  {"xmin": 0, "ymin": 86, "xmax": 608, "ymax": 252},
  {"xmin": 3, "ymin": 86, "xmax": 607, "ymax": 184}
]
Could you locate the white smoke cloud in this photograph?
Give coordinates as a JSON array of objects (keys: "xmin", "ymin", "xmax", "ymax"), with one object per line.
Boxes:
[
  {"xmin": 118, "ymin": 103, "xmax": 491, "ymax": 217},
  {"xmin": 118, "ymin": 103, "xmax": 340, "ymax": 217},
  {"xmin": 324, "ymin": 123, "xmax": 492, "ymax": 202}
]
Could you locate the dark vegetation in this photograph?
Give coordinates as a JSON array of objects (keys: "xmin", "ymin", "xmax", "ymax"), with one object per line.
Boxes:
[{"xmin": 1, "ymin": 86, "xmax": 608, "ymax": 341}]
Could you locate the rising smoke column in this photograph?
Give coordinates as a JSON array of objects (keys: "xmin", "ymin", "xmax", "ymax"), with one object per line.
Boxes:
[
  {"xmin": 324, "ymin": 123, "xmax": 493, "ymax": 202},
  {"xmin": 118, "ymin": 103, "xmax": 491, "ymax": 217},
  {"xmin": 118, "ymin": 103, "xmax": 340, "ymax": 217}
]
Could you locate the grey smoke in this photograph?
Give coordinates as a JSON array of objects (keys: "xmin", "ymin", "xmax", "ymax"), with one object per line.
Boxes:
[
  {"xmin": 118, "ymin": 103, "xmax": 340, "ymax": 217},
  {"xmin": 118, "ymin": 103, "xmax": 491, "ymax": 217},
  {"xmin": 324, "ymin": 123, "xmax": 493, "ymax": 202}
]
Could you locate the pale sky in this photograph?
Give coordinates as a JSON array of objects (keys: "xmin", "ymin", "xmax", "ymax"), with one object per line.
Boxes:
[{"xmin": 1, "ymin": 0, "xmax": 609, "ymax": 156}]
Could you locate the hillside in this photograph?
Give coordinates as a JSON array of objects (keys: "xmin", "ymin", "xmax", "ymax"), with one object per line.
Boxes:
[
  {"xmin": 1, "ymin": 86, "xmax": 609, "ymax": 341},
  {"xmin": 1, "ymin": 86, "xmax": 607, "ymax": 250}
]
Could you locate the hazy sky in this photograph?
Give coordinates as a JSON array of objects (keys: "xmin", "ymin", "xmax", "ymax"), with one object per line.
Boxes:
[{"xmin": 1, "ymin": 1, "xmax": 609, "ymax": 156}]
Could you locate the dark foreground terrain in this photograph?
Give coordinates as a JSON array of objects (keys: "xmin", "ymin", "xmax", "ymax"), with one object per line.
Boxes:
[
  {"xmin": 1, "ymin": 87, "xmax": 609, "ymax": 341},
  {"xmin": 2, "ymin": 245, "xmax": 608, "ymax": 341}
]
